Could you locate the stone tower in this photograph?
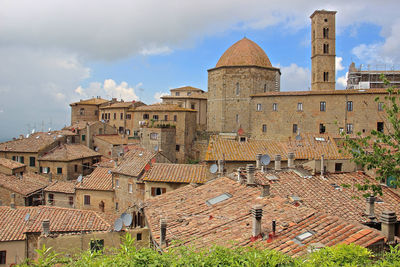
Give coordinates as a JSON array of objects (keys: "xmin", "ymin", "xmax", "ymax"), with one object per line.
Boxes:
[
  {"xmin": 310, "ymin": 10, "xmax": 336, "ymax": 91},
  {"xmin": 207, "ymin": 38, "xmax": 281, "ymax": 134}
]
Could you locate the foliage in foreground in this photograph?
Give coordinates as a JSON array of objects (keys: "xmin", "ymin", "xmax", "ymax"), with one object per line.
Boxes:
[{"xmin": 18, "ymin": 234, "xmax": 400, "ymax": 267}]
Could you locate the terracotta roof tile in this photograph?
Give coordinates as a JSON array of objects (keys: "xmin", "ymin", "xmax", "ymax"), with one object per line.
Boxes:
[
  {"xmin": 76, "ymin": 167, "xmax": 113, "ymax": 191},
  {"xmin": 134, "ymin": 103, "xmax": 196, "ymax": 112},
  {"xmin": 170, "ymin": 86, "xmax": 204, "ymax": 92},
  {"xmin": 0, "ymin": 172, "xmax": 50, "ymax": 196},
  {"xmin": 143, "ymin": 163, "xmax": 209, "ymax": 184},
  {"xmin": 0, "ymin": 206, "xmax": 112, "ymax": 241},
  {"xmin": 161, "ymin": 92, "xmax": 208, "ymax": 100},
  {"xmin": 70, "ymin": 97, "xmax": 109, "ymax": 106},
  {"xmin": 0, "ymin": 132, "xmax": 67, "ymax": 153},
  {"xmin": 45, "ymin": 180, "xmax": 76, "ymax": 194},
  {"xmin": 205, "ymin": 134, "xmax": 346, "ymax": 162},
  {"xmin": 39, "ymin": 144, "xmax": 100, "ymax": 162},
  {"xmin": 0, "ymin": 158, "xmax": 25, "ymax": 170},
  {"xmin": 94, "ymin": 134, "xmax": 139, "ymax": 145},
  {"xmin": 113, "ymin": 147, "xmax": 156, "ymax": 177}
]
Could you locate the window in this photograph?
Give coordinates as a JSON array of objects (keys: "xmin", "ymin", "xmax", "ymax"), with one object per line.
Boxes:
[
  {"xmin": 113, "ymin": 113, "xmax": 116, "ymax": 120},
  {"xmin": 347, "ymin": 101, "xmax": 353, "ymax": 111},
  {"xmin": 101, "ymin": 113, "xmax": 105, "ymax": 120},
  {"xmin": 19, "ymin": 156, "xmax": 24, "ymax": 164},
  {"xmin": 191, "ymin": 104, "xmax": 195, "ymax": 109},
  {"xmin": 235, "ymin": 114, "xmax": 239, "ymax": 123},
  {"xmin": 324, "ymin": 18, "xmax": 328, "ymax": 22},
  {"xmin": 57, "ymin": 167, "xmax": 62, "ymax": 174},
  {"xmin": 0, "ymin": 250, "xmax": 6, "ymax": 264},
  {"xmin": 173, "ymin": 115, "xmax": 177, "ymax": 121},
  {"xmin": 323, "ymin": 43, "xmax": 329, "ymax": 54},
  {"xmin": 297, "ymin": 103, "xmax": 303, "ymax": 111},
  {"xmin": 120, "ymin": 113, "xmax": 123, "ymax": 120},
  {"xmin": 150, "ymin": 133, "xmax": 158, "ymax": 140},
  {"xmin": 187, "ymin": 92, "xmax": 192, "ymax": 96},
  {"xmin": 377, "ymin": 122, "xmax": 384, "ymax": 133},
  {"xmin": 153, "ymin": 115, "xmax": 159, "ymax": 120},
  {"xmin": 29, "ymin": 157, "xmax": 35, "ymax": 167},
  {"xmin": 293, "ymin": 124, "xmax": 298, "ymax": 134},
  {"xmin": 175, "ymin": 92, "xmax": 180, "ymax": 96},
  {"xmin": 273, "ymin": 103, "xmax": 278, "ymax": 111},
  {"xmin": 90, "ymin": 239, "xmax": 104, "ymax": 252},
  {"xmin": 151, "ymin": 187, "xmax": 166, "ymax": 196},
  {"xmin": 118, "ymin": 127, "xmax": 124, "ymax": 133},
  {"xmin": 80, "ymin": 108, "xmax": 85, "ymax": 115},
  {"xmin": 143, "ymin": 114, "xmax": 149, "ymax": 119},
  {"xmin": 82, "ymin": 134, "xmax": 86, "ymax": 141},
  {"xmin": 262, "ymin": 124, "xmax": 267, "ymax": 133},
  {"xmin": 176, "ymin": 145, "xmax": 180, "ymax": 151},
  {"xmin": 12, "ymin": 156, "xmax": 16, "ymax": 161},
  {"xmin": 378, "ymin": 102, "xmax": 384, "ymax": 111},
  {"xmin": 48, "ymin": 194, "xmax": 54, "ymax": 205},
  {"xmin": 116, "ymin": 202, "xmax": 119, "ymax": 211},
  {"xmin": 84, "ymin": 195, "xmax": 91, "ymax": 205},
  {"xmin": 125, "ymin": 129, "xmax": 130, "ymax": 135},
  {"xmin": 39, "ymin": 167, "xmax": 43, "ymax": 173},
  {"xmin": 323, "ymin": 27, "xmax": 329, "ymax": 38},
  {"xmin": 335, "ymin": 163, "xmax": 343, "ymax": 172},
  {"xmin": 126, "ymin": 114, "xmax": 131, "ymax": 119},
  {"xmin": 320, "ymin": 101, "xmax": 326, "ymax": 111},
  {"xmin": 136, "ymin": 233, "xmax": 142, "ymax": 241},
  {"xmin": 107, "ymin": 113, "xmax": 111, "ymax": 119},
  {"xmin": 319, "ymin": 123, "xmax": 326, "ymax": 134},
  {"xmin": 43, "ymin": 167, "xmax": 50, "ymax": 174},
  {"xmin": 128, "ymin": 184, "xmax": 133, "ymax": 193},
  {"xmin": 264, "ymin": 84, "xmax": 267, "ymax": 93},
  {"xmin": 346, "ymin": 123, "xmax": 353, "ymax": 134},
  {"xmin": 115, "ymin": 179, "xmax": 119, "ymax": 187},
  {"xmin": 323, "ymin": 72, "xmax": 329, "ymax": 82},
  {"xmin": 339, "ymin": 127, "xmax": 344, "ymax": 134},
  {"xmin": 74, "ymin": 165, "xmax": 78, "ymax": 172},
  {"xmin": 95, "ymin": 110, "xmax": 98, "ymax": 116},
  {"xmin": 236, "ymin": 82, "xmax": 240, "ymax": 95},
  {"xmin": 206, "ymin": 193, "xmax": 232, "ymax": 206},
  {"xmin": 69, "ymin": 196, "xmax": 74, "ymax": 207},
  {"xmin": 256, "ymin": 104, "xmax": 262, "ymax": 111},
  {"xmin": 164, "ymin": 115, "xmax": 168, "ymax": 121}
]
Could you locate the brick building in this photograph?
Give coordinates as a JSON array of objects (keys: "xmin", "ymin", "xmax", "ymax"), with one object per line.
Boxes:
[{"xmin": 70, "ymin": 97, "xmax": 109, "ymax": 125}]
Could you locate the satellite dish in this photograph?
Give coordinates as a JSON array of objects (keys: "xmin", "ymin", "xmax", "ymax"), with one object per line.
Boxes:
[
  {"xmin": 209, "ymin": 164, "xmax": 218, "ymax": 174},
  {"xmin": 31, "ymin": 129, "xmax": 35, "ymax": 134},
  {"xmin": 295, "ymin": 135, "xmax": 302, "ymax": 141},
  {"xmin": 48, "ymin": 128, "xmax": 51, "ymax": 132},
  {"xmin": 26, "ymin": 134, "xmax": 30, "ymax": 138},
  {"xmin": 77, "ymin": 175, "xmax": 83, "ymax": 183},
  {"xmin": 114, "ymin": 218, "xmax": 123, "ymax": 232},
  {"xmin": 154, "ymin": 145, "xmax": 159, "ymax": 152},
  {"xmin": 107, "ymin": 170, "xmax": 112, "ymax": 174},
  {"xmin": 95, "ymin": 147, "xmax": 99, "ymax": 152},
  {"xmin": 121, "ymin": 213, "xmax": 133, "ymax": 226},
  {"xmin": 24, "ymin": 213, "xmax": 30, "ymax": 221},
  {"xmin": 260, "ymin": 154, "xmax": 271, "ymax": 165}
]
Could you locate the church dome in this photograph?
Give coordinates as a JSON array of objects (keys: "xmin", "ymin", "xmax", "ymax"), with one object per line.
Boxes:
[{"xmin": 215, "ymin": 38, "xmax": 273, "ymax": 68}]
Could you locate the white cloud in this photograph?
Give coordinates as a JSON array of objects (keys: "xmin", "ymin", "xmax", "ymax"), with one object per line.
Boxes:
[
  {"xmin": 140, "ymin": 45, "xmax": 172, "ymax": 56},
  {"xmin": 153, "ymin": 92, "xmax": 169, "ymax": 103},
  {"xmin": 75, "ymin": 79, "xmax": 140, "ymax": 101},
  {"xmin": 337, "ymin": 71, "xmax": 348, "ymax": 89},
  {"xmin": 335, "ymin": 57, "xmax": 344, "ymax": 73},
  {"xmin": 280, "ymin": 63, "xmax": 310, "ymax": 91}
]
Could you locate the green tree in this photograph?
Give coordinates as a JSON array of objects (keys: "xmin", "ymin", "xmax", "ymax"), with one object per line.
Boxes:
[{"xmin": 341, "ymin": 75, "xmax": 400, "ymax": 196}]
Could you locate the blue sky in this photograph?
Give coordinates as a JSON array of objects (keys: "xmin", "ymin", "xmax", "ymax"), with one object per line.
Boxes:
[{"xmin": 0, "ymin": 0, "xmax": 399, "ymax": 140}]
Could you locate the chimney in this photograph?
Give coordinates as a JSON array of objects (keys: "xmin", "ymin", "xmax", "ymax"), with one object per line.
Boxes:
[
  {"xmin": 237, "ymin": 167, "xmax": 243, "ymax": 182},
  {"xmin": 256, "ymin": 153, "xmax": 262, "ymax": 170},
  {"xmin": 274, "ymin": 154, "xmax": 281, "ymax": 171},
  {"xmin": 381, "ymin": 211, "xmax": 397, "ymax": 243},
  {"xmin": 260, "ymin": 184, "xmax": 270, "ymax": 197},
  {"xmin": 246, "ymin": 164, "xmax": 255, "ymax": 185},
  {"xmin": 160, "ymin": 218, "xmax": 167, "ymax": 246},
  {"xmin": 287, "ymin": 152, "xmax": 295, "ymax": 169},
  {"xmin": 320, "ymin": 154, "xmax": 325, "ymax": 177},
  {"xmin": 251, "ymin": 205, "xmax": 263, "ymax": 237},
  {"xmin": 217, "ymin": 160, "xmax": 224, "ymax": 177},
  {"xmin": 272, "ymin": 220, "xmax": 276, "ymax": 236},
  {"xmin": 10, "ymin": 193, "xmax": 16, "ymax": 209},
  {"xmin": 366, "ymin": 195, "xmax": 375, "ymax": 219},
  {"xmin": 42, "ymin": 219, "xmax": 50, "ymax": 236},
  {"xmin": 86, "ymin": 124, "xmax": 90, "ymax": 148}
]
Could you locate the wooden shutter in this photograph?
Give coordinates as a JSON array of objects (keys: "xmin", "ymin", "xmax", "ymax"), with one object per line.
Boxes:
[
  {"xmin": 162, "ymin": 188, "xmax": 166, "ymax": 194},
  {"xmin": 151, "ymin": 187, "xmax": 156, "ymax": 196}
]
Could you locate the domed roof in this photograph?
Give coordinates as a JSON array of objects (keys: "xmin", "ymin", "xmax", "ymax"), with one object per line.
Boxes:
[{"xmin": 215, "ymin": 38, "xmax": 273, "ymax": 68}]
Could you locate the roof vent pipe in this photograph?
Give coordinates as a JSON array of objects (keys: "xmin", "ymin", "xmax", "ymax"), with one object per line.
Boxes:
[
  {"xmin": 287, "ymin": 152, "xmax": 295, "ymax": 169},
  {"xmin": 275, "ymin": 154, "xmax": 281, "ymax": 171},
  {"xmin": 246, "ymin": 164, "xmax": 255, "ymax": 185},
  {"xmin": 217, "ymin": 160, "xmax": 224, "ymax": 177},
  {"xmin": 260, "ymin": 184, "xmax": 270, "ymax": 197},
  {"xmin": 256, "ymin": 154, "xmax": 262, "ymax": 170},
  {"xmin": 381, "ymin": 211, "xmax": 397, "ymax": 243},
  {"xmin": 160, "ymin": 218, "xmax": 167, "ymax": 247},
  {"xmin": 251, "ymin": 205, "xmax": 263, "ymax": 237}
]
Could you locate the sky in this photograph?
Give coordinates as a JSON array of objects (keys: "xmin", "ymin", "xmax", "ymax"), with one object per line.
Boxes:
[{"xmin": 0, "ymin": 0, "xmax": 399, "ymax": 140}]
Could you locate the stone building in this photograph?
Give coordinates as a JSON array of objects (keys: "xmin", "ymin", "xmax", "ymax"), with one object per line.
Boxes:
[
  {"xmin": 207, "ymin": 37, "xmax": 281, "ymax": 134},
  {"xmin": 44, "ymin": 180, "xmax": 76, "ymax": 208},
  {"xmin": 93, "ymin": 134, "xmax": 139, "ymax": 160},
  {"xmin": 161, "ymin": 86, "xmax": 208, "ymax": 130},
  {"xmin": 70, "ymin": 97, "xmax": 109, "ymax": 125},
  {"xmin": 346, "ymin": 62, "xmax": 400, "ymax": 89}
]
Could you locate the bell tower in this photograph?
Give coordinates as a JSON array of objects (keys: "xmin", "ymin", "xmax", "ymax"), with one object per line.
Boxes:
[{"xmin": 310, "ymin": 10, "xmax": 336, "ymax": 91}]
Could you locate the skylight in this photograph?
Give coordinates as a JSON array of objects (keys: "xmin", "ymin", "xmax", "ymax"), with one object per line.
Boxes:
[
  {"xmin": 314, "ymin": 137, "xmax": 326, "ymax": 142},
  {"xmin": 296, "ymin": 231, "xmax": 314, "ymax": 241},
  {"xmin": 206, "ymin": 193, "xmax": 232, "ymax": 206}
]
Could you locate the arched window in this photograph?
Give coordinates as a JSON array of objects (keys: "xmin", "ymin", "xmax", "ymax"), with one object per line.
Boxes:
[{"xmin": 323, "ymin": 28, "xmax": 329, "ymax": 38}]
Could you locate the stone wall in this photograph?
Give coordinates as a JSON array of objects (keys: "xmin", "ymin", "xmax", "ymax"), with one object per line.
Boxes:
[
  {"xmin": 75, "ymin": 189, "xmax": 115, "ymax": 213},
  {"xmin": 71, "ymin": 104, "xmax": 99, "ymax": 125},
  {"xmin": 0, "ymin": 240, "xmax": 26, "ymax": 266}
]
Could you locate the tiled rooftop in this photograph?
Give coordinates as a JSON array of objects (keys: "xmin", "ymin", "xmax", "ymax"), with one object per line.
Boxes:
[
  {"xmin": 144, "ymin": 177, "xmax": 384, "ymax": 255},
  {"xmin": 64, "ymin": 121, "xmax": 99, "ymax": 131},
  {"xmin": 94, "ymin": 134, "xmax": 138, "ymax": 145},
  {"xmin": 113, "ymin": 147, "xmax": 157, "ymax": 177},
  {"xmin": 0, "ymin": 172, "xmax": 50, "ymax": 196},
  {"xmin": 170, "ymin": 86, "xmax": 204, "ymax": 92},
  {"xmin": 99, "ymin": 101, "xmax": 136, "ymax": 109},
  {"xmin": 259, "ymin": 170, "xmax": 400, "ymax": 224},
  {"xmin": 45, "ymin": 180, "xmax": 76, "ymax": 194},
  {"xmin": 70, "ymin": 97, "xmax": 109, "ymax": 106},
  {"xmin": 161, "ymin": 92, "xmax": 208, "ymax": 100},
  {"xmin": 76, "ymin": 167, "xmax": 113, "ymax": 191},
  {"xmin": 39, "ymin": 144, "xmax": 100, "ymax": 162},
  {"xmin": 0, "ymin": 158, "xmax": 25, "ymax": 170},
  {"xmin": 0, "ymin": 206, "xmax": 112, "ymax": 241},
  {"xmin": 252, "ymin": 88, "xmax": 389, "ymax": 97},
  {"xmin": 0, "ymin": 132, "xmax": 66, "ymax": 153},
  {"xmin": 143, "ymin": 163, "xmax": 208, "ymax": 184},
  {"xmin": 205, "ymin": 134, "xmax": 346, "ymax": 162},
  {"xmin": 134, "ymin": 103, "xmax": 196, "ymax": 112}
]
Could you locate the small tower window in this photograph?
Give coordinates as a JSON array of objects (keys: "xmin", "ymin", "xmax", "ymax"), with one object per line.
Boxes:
[
  {"xmin": 323, "ymin": 72, "xmax": 329, "ymax": 82},
  {"xmin": 323, "ymin": 28, "xmax": 329, "ymax": 38},
  {"xmin": 236, "ymin": 82, "xmax": 240, "ymax": 96},
  {"xmin": 264, "ymin": 84, "xmax": 267, "ymax": 93},
  {"xmin": 262, "ymin": 124, "xmax": 267, "ymax": 133},
  {"xmin": 235, "ymin": 114, "xmax": 239, "ymax": 123},
  {"xmin": 323, "ymin": 43, "xmax": 329, "ymax": 54}
]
